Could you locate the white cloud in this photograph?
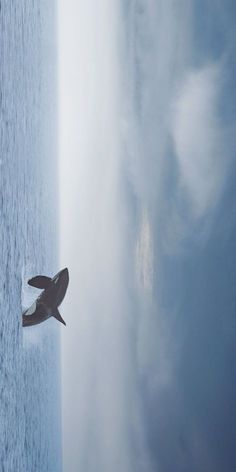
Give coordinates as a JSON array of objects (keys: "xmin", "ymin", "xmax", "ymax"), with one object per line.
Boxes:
[
  {"xmin": 135, "ymin": 207, "xmax": 154, "ymax": 293},
  {"xmin": 172, "ymin": 64, "xmax": 228, "ymax": 219}
]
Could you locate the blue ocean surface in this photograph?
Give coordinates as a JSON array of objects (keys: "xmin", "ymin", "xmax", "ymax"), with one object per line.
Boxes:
[{"xmin": 0, "ymin": 2, "xmax": 61, "ymax": 471}]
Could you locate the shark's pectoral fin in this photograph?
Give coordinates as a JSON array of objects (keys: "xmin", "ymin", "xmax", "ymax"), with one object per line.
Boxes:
[
  {"xmin": 28, "ymin": 275, "xmax": 52, "ymax": 289},
  {"xmin": 53, "ymin": 308, "xmax": 66, "ymax": 326}
]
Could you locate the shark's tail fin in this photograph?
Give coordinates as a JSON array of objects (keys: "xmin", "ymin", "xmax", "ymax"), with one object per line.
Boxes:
[{"xmin": 53, "ymin": 308, "xmax": 66, "ymax": 326}]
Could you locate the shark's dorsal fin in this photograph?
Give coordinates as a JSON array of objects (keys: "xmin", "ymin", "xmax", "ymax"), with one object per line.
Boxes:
[
  {"xmin": 28, "ymin": 275, "xmax": 52, "ymax": 289},
  {"xmin": 53, "ymin": 308, "xmax": 66, "ymax": 326}
]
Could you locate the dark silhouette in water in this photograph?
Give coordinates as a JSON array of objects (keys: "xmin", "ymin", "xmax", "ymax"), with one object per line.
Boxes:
[{"xmin": 22, "ymin": 268, "xmax": 69, "ymax": 327}]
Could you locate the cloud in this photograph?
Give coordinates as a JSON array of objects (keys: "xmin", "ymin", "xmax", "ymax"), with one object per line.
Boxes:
[
  {"xmin": 135, "ymin": 207, "xmax": 154, "ymax": 293},
  {"xmin": 121, "ymin": 0, "xmax": 193, "ymax": 207},
  {"xmin": 122, "ymin": 1, "xmax": 232, "ymax": 252},
  {"xmin": 119, "ymin": 3, "xmax": 236, "ymax": 472},
  {"xmin": 171, "ymin": 64, "xmax": 228, "ymax": 219}
]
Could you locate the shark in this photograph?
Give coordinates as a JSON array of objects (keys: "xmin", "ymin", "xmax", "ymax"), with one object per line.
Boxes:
[{"xmin": 22, "ymin": 267, "xmax": 69, "ymax": 327}]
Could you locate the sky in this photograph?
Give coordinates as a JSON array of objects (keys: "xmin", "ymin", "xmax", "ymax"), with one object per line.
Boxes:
[{"xmin": 59, "ymin": 1, "xmax": 236, "ymax": 471}]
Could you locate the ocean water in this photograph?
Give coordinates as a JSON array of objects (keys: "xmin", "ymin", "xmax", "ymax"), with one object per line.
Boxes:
[{"xmin": 0, "ymin": 2, "xmax": 61, "ymax": 471}]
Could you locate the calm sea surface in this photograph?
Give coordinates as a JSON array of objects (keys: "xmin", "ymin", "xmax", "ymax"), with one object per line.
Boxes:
[{"xmin": 0, "ymin": 2, "xmax": 61, "ymax": 470}]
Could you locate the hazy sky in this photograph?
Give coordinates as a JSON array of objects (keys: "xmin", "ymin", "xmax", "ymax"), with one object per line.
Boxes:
[{"xmin": 59, "ymin": 1, "xmax": 236, "ymax": 471}]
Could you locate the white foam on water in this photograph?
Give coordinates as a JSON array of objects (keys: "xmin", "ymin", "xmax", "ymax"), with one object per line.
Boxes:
[
  {"xmin": 21, "ymin": 265, "xmax": 39, "ymax": 310},
  {"xmin": 21, "ymin": 265, "xmax": 44, "ymax": 348}
]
